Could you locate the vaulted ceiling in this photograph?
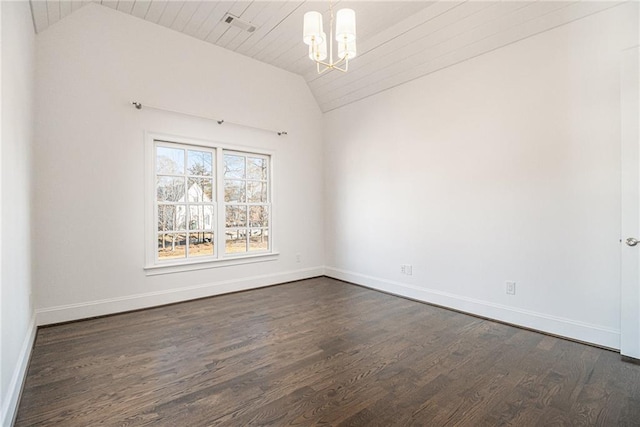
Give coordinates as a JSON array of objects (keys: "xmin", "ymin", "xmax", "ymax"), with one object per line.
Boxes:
[{"xmin": 30, "ymin": 1, "xmax": 624, "ymax": 112}]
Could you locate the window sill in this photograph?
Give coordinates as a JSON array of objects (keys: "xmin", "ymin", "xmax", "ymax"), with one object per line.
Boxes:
[{"xmin": 144, "ymin": 252, "xmax": 279, "ymax": 276}]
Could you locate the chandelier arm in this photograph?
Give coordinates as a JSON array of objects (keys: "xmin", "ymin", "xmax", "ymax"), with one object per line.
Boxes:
[
  {"xmin": 330, "ymin": 62, "xmax": 348, "ymax": 73},
  {"xmin": 314, "ymin": 63, "xmax": 348, "ymax": 74},
  {"xmin": 313, "ymin": 54, "xmax": 346, "ymax": 69},
  {"xmin": 318, "ymin": 65, "xmax": 333, "ymax": 75},
  {"xmin": 313, "ymin": 53, "xmax": 349, "ymax": 73}
]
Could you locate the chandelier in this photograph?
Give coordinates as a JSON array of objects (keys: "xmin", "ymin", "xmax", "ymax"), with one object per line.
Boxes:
[{"xmin": 303, "ymin": 2, "xmax": 356, "ymax": 74}]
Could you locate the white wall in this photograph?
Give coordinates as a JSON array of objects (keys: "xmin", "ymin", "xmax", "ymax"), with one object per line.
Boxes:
[
  {"xmin": 1, "ymin": 1, "xmax": 36, "ymax": 425},
  {"xmin": 34, "ymin": 4, "xmax": 324, "ymax": 324},
  {"xmin": 324, "ymin": 3, "xmax": 638, "ymax": 349}
]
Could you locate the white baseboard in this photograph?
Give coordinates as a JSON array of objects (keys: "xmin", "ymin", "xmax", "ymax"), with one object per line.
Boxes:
[
  {"xmin": 36, "ymin": 267, "xmax": 324, "ymax": 326},
  {"xmin": 1, "ymin": 315, "xmax": 36, "ymax": 427},
  {"xmin": 325, "ymin": 267, "xmax": 620, "ymax": 350}
]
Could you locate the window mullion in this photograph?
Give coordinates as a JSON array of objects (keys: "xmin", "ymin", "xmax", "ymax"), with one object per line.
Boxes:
[
  {"xmin": 216, "ymin": 148, "xmax": 225, "ymax": 259},
  {"xmin": 183, "ymin": 151, "xmax": 189, "ymax": 259},
  {"xmin": 244, "ymin": 160, "xmax": 249, "ymax": 252}
]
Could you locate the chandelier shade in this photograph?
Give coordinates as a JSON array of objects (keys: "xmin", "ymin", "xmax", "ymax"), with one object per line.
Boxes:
[
  {"xmin": 335, "ymin": 9, "xmax": 356, "ymax": 42},
  {"xmin": 303, "ymin": 11, "xmax": 324, "ymax": 46},
  {"xmin": 338, "ymin": 40, "xmax": 356, "ymax": 60},
  {"xmin": 309, "ymin": 33, "xmax": 328, "ymax": 61}
]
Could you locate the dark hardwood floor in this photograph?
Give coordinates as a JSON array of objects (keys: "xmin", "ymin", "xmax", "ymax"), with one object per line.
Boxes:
[{"xmin": 14, "ymin": 277, "xmax": 640, "ymax": 426}]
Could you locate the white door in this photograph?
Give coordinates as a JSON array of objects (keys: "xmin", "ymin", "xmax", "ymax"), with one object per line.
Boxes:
[{"xmin": 620, "ymin": 46, "xmax": 640, "ymax": 359}]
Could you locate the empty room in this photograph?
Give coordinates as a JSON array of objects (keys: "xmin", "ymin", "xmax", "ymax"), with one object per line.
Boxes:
[{"xmin": 2, "ymin": 0, "xmax": 640, "ymax": 425}]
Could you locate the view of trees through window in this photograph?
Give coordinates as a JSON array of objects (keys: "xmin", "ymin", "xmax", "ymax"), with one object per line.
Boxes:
[
  {"xmin": 153, "ymin": 140, "xmax": 271, "ymax": 263},
  {"xmin": 156, "ymin": 145, "xmax": 214, "ymax": 260},
  {"xmin": 224, "ymin": 152, "xmax": 270, "ymax": 254}
]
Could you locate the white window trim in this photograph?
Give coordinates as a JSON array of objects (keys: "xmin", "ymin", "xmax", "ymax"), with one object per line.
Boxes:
[{"xmin": 144, "ymin": 132, "xmax": 277, "ymax": 275}]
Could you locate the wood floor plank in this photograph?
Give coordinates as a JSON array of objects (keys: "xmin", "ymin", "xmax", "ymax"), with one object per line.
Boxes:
[{"xmin": 14, "ymin": 277, "xmax": 640, "ymax": 426}]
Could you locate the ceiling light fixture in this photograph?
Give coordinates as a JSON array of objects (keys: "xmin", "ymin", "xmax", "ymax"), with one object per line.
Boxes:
[{"xmin": 303, "ymin": 2, "xmax": 356, "ymax": 74}]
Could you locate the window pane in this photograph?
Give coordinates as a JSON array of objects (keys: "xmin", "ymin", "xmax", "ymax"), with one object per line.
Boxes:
[
  {"xmin": 188, "ymin": 150, "xmax": 212, "ymax": 176},
  {"xmin": 249, "ymin": 229, "xmax": 269, "ymax": 251},
  {"xmin": 158, "ymin": 205, "xmax": 186, "ymax": 231},
  {"xmin": 188, "ymin": 178, "xmax": 213, "ymax": 202},
  {"xmin": 189, "ymin": 205, "xmax": 214, "ymax": 230},
  {"xmin": 224, "ymin": 180, "xmax": 245, "ymax": 203},
  {"xmin": 226, "ymin": 205, "xmax": 247, "ymax": 227},
  {"xmin": 157, "ymin": 176, "xmax": 185, "ymax": 202},
  {"xmin": 158, "ymin": 205, "xmax": 174, "ymax": 232},
  {"xmin": 249, "ymin": 205, "xmax": 269, "ymax": 227},
  {"xmin": 247, "ymin": 181, "xmax": 267, "ymax": 203},
  {"xmin": 156, "ymin": 147, "xmax": 184, "ymax": 174},
  {"xmin": 158, "ymin": 233, "xmax": 186, "ymax": 260},
  {"xmin": 224, "ymin": 154, "xmax": 245, "ymax": 179},
  {"xmin": 189, "ymin": 206, "xmax": 200, "ymax": 230},
  {"xmin": 225, "ymin": 229, "xmax": 247, "ymax": 254},
  {"xmin": 189, "ymin": 232, "xmax": 214, "ymax": 257},
  {"xmin": 247, "ymin": 157, "xmax": 267, "ymax": 180}
]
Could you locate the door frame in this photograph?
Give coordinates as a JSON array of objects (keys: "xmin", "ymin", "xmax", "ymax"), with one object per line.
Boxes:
[{"xmin": 620, "ymin": 45, "xmax": 640, "ymax": 359}]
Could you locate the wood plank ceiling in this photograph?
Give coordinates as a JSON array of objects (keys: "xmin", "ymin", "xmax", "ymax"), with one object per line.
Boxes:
[{"xmin": 30, "ymin": 1, "xmax": 625, "ymax": 112}]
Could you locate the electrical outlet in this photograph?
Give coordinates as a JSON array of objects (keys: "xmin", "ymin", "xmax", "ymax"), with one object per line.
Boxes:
[
  {"xmin": 401, "ymin": 264, "xmax": 413, "ymax": 275},
  {"xmin": 296, "ymin": 254, "xmax": 301, "ymax": 263},
  {"xmin": 506, "ymin": 281, "xmax": 516, "ymax": 295}
]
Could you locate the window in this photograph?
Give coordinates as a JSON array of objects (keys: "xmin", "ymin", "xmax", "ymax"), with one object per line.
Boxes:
[
  {"xmin": 224, "ymin": 152, "xmax": 270, "ymax": 254},
  {"xmin": 147, "ymin": 135, "xmax": 273, "ymax": 271},
  {"xmin": 156, "ymin": 143, "xmax": 215, "ymax": 261}
]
